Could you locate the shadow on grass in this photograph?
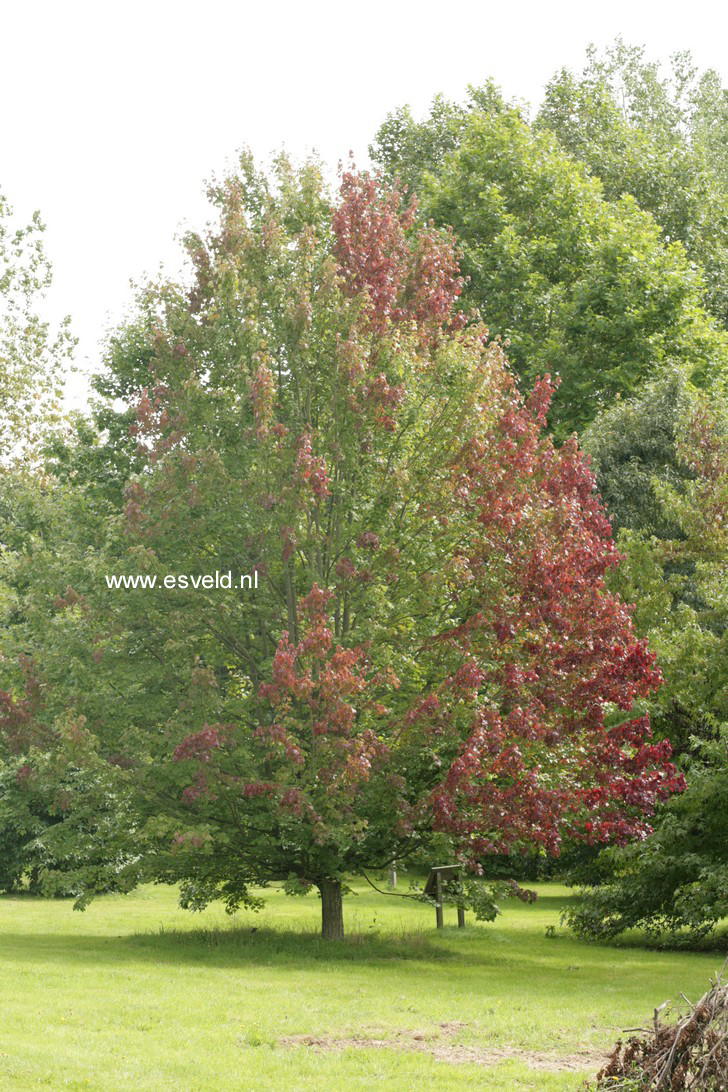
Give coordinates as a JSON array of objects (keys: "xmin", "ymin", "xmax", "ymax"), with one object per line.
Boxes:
[
  {"xmin": 0, "ymin": 921, "xmax": 469, "ymax": 971},
  {"xmin": 136, "ymin": 920, "xmax": 466, "ymax": 963},
  {"xmin": 1, "ymin": 924, "xmax": 720, "ymax": 1001},
  {"xmin": 575, "ymin": 927, "xmax": 728, "ymax": 955}
]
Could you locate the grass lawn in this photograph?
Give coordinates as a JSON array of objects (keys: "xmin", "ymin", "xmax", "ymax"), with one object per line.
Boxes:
[{"xmin": 0, "ymin": 878, "xmax": 724, "ymax": 1090}]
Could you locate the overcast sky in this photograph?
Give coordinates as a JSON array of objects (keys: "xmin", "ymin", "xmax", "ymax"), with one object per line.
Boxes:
[{"xmin": 3, "ymin": 0, "xmax": 728, "ymax": 405}]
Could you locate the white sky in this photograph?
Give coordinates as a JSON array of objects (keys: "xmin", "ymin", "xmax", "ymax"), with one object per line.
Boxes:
[{"xmin": 2, "ymin": 0, "xmax": 728, "ymax": 407}]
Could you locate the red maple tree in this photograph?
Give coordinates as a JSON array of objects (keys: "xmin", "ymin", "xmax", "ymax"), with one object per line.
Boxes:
[{"xmin": 1, "ymin": 160, "xmax": 683, "ymax": 937}]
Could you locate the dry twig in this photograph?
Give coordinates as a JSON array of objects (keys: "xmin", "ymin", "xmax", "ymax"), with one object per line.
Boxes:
[{"xmin": 590, "ymin": 960, "xmax": 728, "ymax": 1090}]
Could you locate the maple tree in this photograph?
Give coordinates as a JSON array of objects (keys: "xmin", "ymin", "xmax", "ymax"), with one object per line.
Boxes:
[{"xmin": 0, "ymin": 158, "xmax": 682, "ymax": 938}]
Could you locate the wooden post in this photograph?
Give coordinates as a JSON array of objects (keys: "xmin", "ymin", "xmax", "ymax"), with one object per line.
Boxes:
[
  {"xmin": 435, "ymin": 869, "xmax": 444, "ymax": 929},
  {"xmin": 457, "ymin": 870, "xmax": 465, "ymax": 929}
]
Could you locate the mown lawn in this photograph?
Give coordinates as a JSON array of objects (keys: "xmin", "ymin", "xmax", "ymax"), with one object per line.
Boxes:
[{"xmin": 0, "ymin": 879, "xmax": 724, "ymax": 1090}]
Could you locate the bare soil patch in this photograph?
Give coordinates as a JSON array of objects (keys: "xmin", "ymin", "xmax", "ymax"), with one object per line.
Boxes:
[{"xmin": 279, "ymin": 1020, "xmax": 607, "ymax": 1072}]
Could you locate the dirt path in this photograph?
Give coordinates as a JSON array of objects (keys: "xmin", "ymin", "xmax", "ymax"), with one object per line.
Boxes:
[{"xmin": 279, "ymin": 1020, "xmax": 607, "ymax": 1073}]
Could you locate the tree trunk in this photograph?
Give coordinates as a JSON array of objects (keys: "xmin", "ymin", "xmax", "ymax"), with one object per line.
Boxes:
[{"xmin": 318, "ymin": 878, "xmax": 344, "ymax": 939}]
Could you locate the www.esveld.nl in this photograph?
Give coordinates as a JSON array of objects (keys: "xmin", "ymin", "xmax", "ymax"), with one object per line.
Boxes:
[{"xmin": 104, "ymin": 571, "xmax": 259, "ymax": 590}]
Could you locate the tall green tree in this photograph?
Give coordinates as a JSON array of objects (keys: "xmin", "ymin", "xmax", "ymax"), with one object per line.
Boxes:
[
  {"xmin": 582, "ymin": 371, "xmax": 728, "ymax": 754},
  {"xmin": 371, "ymin": 89, "xmax": 727, "ymax": 438},
  {"xmin": 369, "ymin": 82, "xmax": 508, "ymax": 198},
  {"xmin": 537, "ymin": 39, "xmax": 728, "ymax": 326}
]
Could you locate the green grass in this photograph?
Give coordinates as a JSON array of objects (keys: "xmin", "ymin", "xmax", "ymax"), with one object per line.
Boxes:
[{"xmin": 0, "ymin": 879, "xmax": 724, "ymax": 1090}]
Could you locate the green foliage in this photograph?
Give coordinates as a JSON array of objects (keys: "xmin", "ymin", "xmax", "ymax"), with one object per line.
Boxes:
[
  {"xmin": 0, "ymin": 430, "xmax": 143, "ymax": 899},
  {"xmin": 372, "ymin": 87, "xmax": 727, "ymax": 437},
  {"xmin": 369, "ymin": 81, "xmax": 515, "ymax": 197},
  {"xmin": 581, "ymin": 367, "xmax": 694, "ymax": 538},
  {"xmin": 537, "ymin": 39, "xmax": 728, "ymax": 326},
  {"xmin": 568, "ymin": 383, "xmax": 728, "ymax": 940},
  {"xmin": 0, "ymin": 761, "xmax": 43, "ymax": 892},
  {"xmin": 566, "ymin": 731, "xmax": 728, "ymax": 941},
  {"xmin": 0, "ymin": 187, "xmax": 78, "ymax": 888},
  {"xmin": 0, "ymin": 188, "xmax": 74, "ymax": 461},
  {"xmin": 582, "ymin": 373, "xmax": 728, "ymax": 753}
]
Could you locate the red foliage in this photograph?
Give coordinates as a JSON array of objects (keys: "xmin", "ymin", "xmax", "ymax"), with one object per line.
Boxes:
[
  {"xmin": 173, "ymin": 724, "xmax": 228, "ymax": 764},
  {"xmin": 332, "ymin": 170, "xmax": 415, "ymax": 335},
  {"xmin": 295, "ymin": 430, "xmax": 330, "ymax": 499},
  {"xmin": 250, "ymin": 356, "xmax": 276, "ymax": 437},
  {"xmin": 332, "ymin": 169, "xmax": 465, "ymax": 344},
  {"xmin": 424, "ymin": 377, "xmax": 683, "ymax": 860},
  {"xmin": 258, "ymin": 584, "xmax": 390, "ymax": 804},
  {"xmin": 111, "ymin": 167, "xmax": 682, "ymax": 874},
  {"xmin": 0, "ymin": 657, "xmax": 47, "ymax": 755}
]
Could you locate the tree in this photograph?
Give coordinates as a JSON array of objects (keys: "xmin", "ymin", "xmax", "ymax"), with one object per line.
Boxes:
[
  {"xmin": 0, "ymin": 188, "xmax": 73, "ymax": 462},
  {"xmin": 566, "ymin": 730, "xmax": 728, "ymax": 942},
  {"xmin": 371, "ymin": 89, "xmax": 727, "ymax": 438},
  {"xmin": 0, "ymin": 435, "xmax": 129, "ymax": 895},
  {"xmin": 568, "ymin": 387, "xmax": 728, "ymax": 939},
  {"xmin": 582, "ymin": 372, "xmax": 728, "ymax": 754},
  {"xmin": 580, "ymin": 368, "xmax": 693, "ymax": 541},
  {"xmin": 369, "ymin": 82, "xmax": 511, "ymax": 199},
  {"xmin": 536, "ymin": 39, "xmax": 728, "ymax": 327},
  {"xmin": 0, "ymin": 186, "xmax": 76, "ymax": 887},
  {"xmin": 0, "ymin": 158, "xmax": 681, "ymax": 938}
]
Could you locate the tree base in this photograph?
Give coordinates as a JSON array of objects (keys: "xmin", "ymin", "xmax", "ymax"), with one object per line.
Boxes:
[{"xmin": 319, "ymin": 878, "xmax": 344, "ymax": 939}]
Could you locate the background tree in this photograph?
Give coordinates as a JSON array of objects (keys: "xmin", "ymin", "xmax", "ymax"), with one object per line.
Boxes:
[
  {"xmin": 566, "ymin": 729, "xmax": 728, "ymax": 942},
  {"xmin": 582, "ymin": 372, "xmax": 728, "ymax": 754},
  {"xmin": 371, "ymin": 88, "xmax": 727, "ymax": 438},
  {"xmin": 0, "ymin": 159, "xmax": 681, "ymax": 938},
  {"xmin": 568, "ymin": 386, "xmax": 728, "ymax": 939},
  {"xmin": 0, "ymin": 188, "xmax": 73, "ymax": 462},
  {"xmin": 0, "ymin": 437, "xmax": 131, "ymax": 895},
  {"xmin": 0, "ymin": 186, "xmax": 76, "ymax": 888},
  {"xmin": 536, "ymin": 39, "xmax": 728, "ymax": 327},
  {"xmin": 370, "ymin": 82, "xmax": 509, "ymax": 199}
]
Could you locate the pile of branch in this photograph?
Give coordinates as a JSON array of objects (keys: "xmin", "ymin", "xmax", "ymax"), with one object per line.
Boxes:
[{"xmin": 592, "ymin": 961, "xmax": 728, "ymax": 1090}]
